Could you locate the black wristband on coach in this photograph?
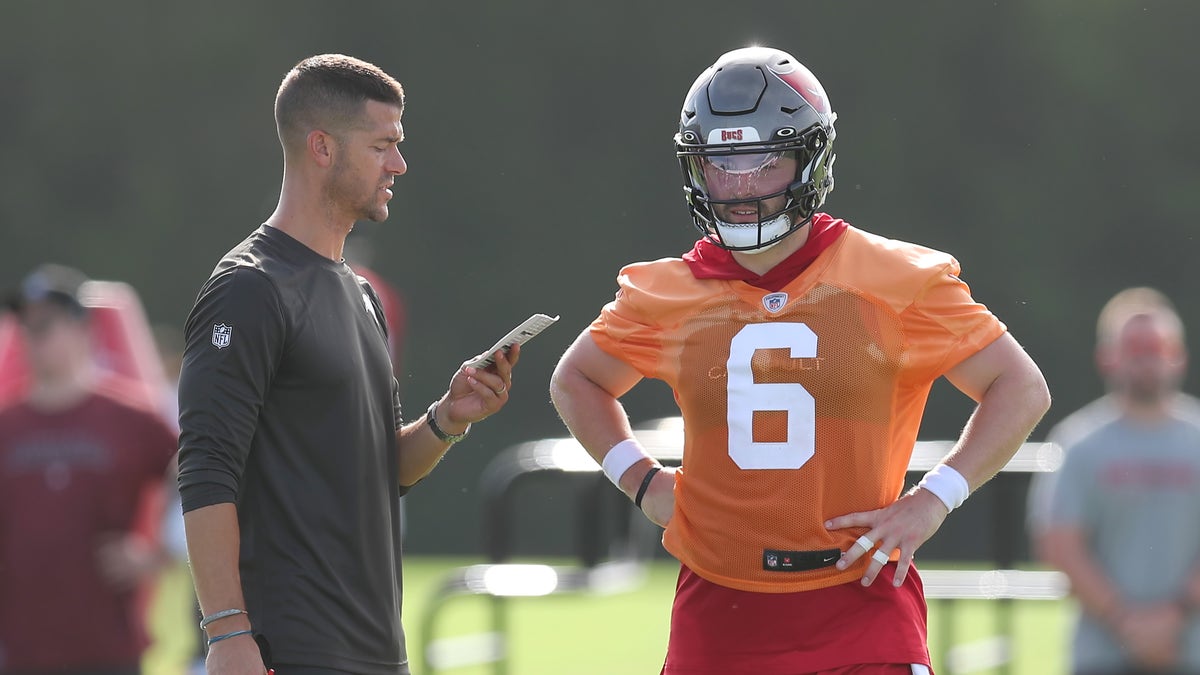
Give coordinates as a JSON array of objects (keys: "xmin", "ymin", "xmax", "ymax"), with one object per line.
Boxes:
[
  {"xmin": 634, "ymin": 466, "xmax": 661, "ymax": 509},
  {"xmin": 426, "ymin": 400, "xmax": 469, "ymax": 444}
]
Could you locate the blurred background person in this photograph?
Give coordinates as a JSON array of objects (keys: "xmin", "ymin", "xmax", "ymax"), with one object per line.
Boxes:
[
  {"xmin": 0, "ymin": 264, "xmax": 179, "ymax": 675},
  {"xmin": 1032, "ymin": 287, "xmax": 1200, "ymax": 674}
]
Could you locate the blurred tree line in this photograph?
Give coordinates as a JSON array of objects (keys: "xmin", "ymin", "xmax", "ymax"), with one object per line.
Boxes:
[{"xmin": 2, "ymin": 1, "xmax": 1197, "ymax": 556}]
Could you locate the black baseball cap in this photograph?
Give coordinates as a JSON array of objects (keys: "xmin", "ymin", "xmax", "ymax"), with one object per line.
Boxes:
[{"xmin": 3, "ymin": 263, "xmax": 90, "ymax": 318}]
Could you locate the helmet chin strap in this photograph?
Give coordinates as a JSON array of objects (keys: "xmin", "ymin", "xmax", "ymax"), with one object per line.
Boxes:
[{"xmin": 713, "ymin": 212, "xmax": 792, "ymax": 253}]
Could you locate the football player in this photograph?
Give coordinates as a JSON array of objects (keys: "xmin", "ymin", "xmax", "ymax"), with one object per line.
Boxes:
[{"xmin": 551, "ymin": 46, "xmax": 1050, "ymax": 674}]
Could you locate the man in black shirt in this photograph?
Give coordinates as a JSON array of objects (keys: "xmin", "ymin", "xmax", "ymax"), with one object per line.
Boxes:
[{"xmin": 177, "ymin": 54, "xmax": 518, "ymax": 675}]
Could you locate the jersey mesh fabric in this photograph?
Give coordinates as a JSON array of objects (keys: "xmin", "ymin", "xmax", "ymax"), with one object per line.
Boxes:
[{"xmin": 591, "ymin": 225, "xmax": 1005, "ymax": 593}]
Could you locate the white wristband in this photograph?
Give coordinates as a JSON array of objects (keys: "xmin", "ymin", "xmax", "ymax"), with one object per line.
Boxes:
[
  {"xmin": 917, "ymin": 463, "xmax": 970, "ymax": 512},
  {"xmin": 601, "ymin": 439, "xmax": 653, "ymax": 487}
]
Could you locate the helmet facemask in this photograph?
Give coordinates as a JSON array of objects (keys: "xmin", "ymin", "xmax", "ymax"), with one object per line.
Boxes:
[{"xmin": 679, "ymin": 125, "xmax": 834, "ymax": 252}]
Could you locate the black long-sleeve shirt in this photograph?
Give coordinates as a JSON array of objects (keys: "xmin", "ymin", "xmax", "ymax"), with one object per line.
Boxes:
[{"xmin": 178, "ymin": 224, "xmax": 409, "ymax": 674}]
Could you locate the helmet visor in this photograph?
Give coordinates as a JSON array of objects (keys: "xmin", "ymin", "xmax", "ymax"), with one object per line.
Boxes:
[{"xmin": 685, "ymin": 150, "xmax": 800, "ymax": 222}]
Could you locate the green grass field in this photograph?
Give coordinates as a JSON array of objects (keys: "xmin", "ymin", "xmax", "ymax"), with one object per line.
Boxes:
[
  {"xmin": 406, "ymin": 557, "xmax": 1075, "ymax": 675},
  {"xmin": 144, "ymin": 556, "xmax": 1075, "ymax": 675}
]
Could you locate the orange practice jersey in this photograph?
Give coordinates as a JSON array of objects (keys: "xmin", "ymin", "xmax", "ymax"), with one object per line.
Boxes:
[{"xmin": 590, "ymin": 226, "xmax": 1006, "ymax": 593}]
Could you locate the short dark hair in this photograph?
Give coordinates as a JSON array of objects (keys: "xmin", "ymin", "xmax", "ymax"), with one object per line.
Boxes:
[{"xmin": 274, "ymin": 54, "xmax": 405, "ymax": 148}]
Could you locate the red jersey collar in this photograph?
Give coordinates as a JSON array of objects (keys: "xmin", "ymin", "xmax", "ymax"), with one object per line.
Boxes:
[{"xmin": 682, "ymin": 213, "xmax": 848, "ymax": 292}]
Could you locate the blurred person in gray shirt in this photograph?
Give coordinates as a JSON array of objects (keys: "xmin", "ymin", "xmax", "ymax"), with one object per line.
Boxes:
[{"xmin": 1032, "ymin": 287, "xmax": 1200, "ymax": 674}]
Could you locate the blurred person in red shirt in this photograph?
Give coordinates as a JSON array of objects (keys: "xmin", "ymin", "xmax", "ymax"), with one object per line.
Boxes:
[{"xmin": 0, "ymin": 264, "xmax": 178, "ymax": 675}]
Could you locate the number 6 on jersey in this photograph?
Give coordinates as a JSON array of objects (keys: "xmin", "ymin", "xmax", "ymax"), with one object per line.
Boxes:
[{"xmin": 726, "ymin": 322, "xmax": 816, "ymax": 470}]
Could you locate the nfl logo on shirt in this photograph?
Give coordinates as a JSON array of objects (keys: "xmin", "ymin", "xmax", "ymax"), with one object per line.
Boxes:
[
  {"xmin": 762, "ymin": 292, "xmax": 788, "ymax": 313},
  {"xmin": 765, "ymin": 553, "xmax": 779, "ymax": 568},
  {"xmin": 211, "ymin": 323, "xmax": 232, "ymax": 350}
]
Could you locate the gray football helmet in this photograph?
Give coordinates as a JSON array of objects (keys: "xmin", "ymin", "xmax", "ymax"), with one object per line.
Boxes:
[{"xmin": 676, "ymin": 47, "xmax": 837, "ymax": 252}]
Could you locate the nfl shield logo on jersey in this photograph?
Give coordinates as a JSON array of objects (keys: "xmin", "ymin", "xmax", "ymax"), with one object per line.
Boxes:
[
  {"xmin": 211, "ymin": 323, "xmax": 232, "ymax": 350},
  {"xmin": 762, "ymin": 292, "xmax": 788, "ymax": 313}
]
